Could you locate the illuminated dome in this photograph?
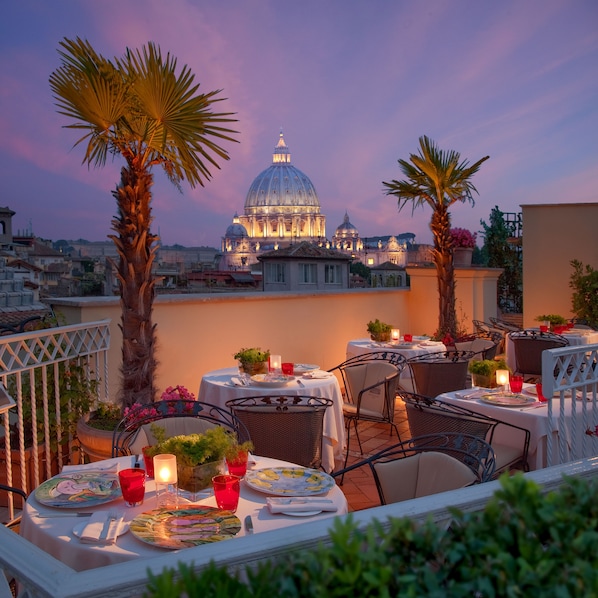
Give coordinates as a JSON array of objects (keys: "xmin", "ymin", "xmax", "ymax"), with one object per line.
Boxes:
[
  {"xmin": 335, "ymin": 212, "xmax": 359, "ymax": 238},
  {"xmin": 225, "ymin": 213, "xmax": 248, "ymax": 238},
  {"xmin": 236, "ymin": 131, "xmax": 326, "ymax": 244}
]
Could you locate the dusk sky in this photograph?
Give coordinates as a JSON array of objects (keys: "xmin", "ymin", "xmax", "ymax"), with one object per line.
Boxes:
[{"xmin": 2, "ymin": 1, "xmax": 596, "ymax": 249}]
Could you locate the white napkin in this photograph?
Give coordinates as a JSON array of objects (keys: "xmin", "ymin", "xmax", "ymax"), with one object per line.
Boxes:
[
  {"xmin": 61, "ymin": 460, "xmax": 121, "ymax": 474},
  {"xmin": 266, "ymin": 497, "xmax": 337, "ymax": 514},
  {"xmin": 455, "ymin": 389, "xmax": 492, "ymax": 400},
  {"xmin": 79, "ymin": 511, "xmax": 124, "ymax": 545},
  {"xmin": 230, "ymin": 376, "xmax": 248, "ymax": 387},
  {"xmin": 302, "ymin": 370, "xmax": 332, "ymax": 379}
]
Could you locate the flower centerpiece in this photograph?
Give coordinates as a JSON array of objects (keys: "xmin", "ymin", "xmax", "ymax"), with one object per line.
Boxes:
[
  {"xmin": 535, "ymin": 314, "xmax": 568, "ymax": 332},
  {"xmin": 234, "ymin": 347, "xmax": 270, "ymax": 376},
  {"xmin": 145, "ymin": 425, "xmax": 253, "ymax": 500},
  {"xmin": 468, "ymin": 358, "xmax": 510, "ymax": 389},
  {"xmin": 367, "ymin": 319, "xmax": 393, "ymax": 342}
]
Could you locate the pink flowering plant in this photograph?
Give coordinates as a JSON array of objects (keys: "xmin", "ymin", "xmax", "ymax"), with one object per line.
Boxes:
[
  {"xmin": 450, "ymin": 227, "xmax": 477, "ymax": 248},
  {"xmin": 586, "ymin": 424, "xmax": 598, "ymax": 437},
  {"xmin": 123, "ymin": 385, "xmax": 197, "ymax": 427}
]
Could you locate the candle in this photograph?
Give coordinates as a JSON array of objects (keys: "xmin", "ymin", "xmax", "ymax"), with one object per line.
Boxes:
[
  {"xmin": 269, "ymin": 354, "xmax": 282, "ymax": 372},
  {"xmin": 153, "ymin": 454, "xmax": 177, "ymax": 483},
  {"xmin": 391, "ymin": 328, "xmax": 401, "ymax": 341},
  {"xmin": 496, "ymin": 369, "xmax": 509, "ymax": 389}
]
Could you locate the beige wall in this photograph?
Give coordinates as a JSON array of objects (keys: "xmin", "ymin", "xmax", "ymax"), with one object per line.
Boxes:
[
  {"xmin": 50, "ymin": 267, "xmax": 500, "ymax": 402},
  {"xmin": 522, "ymin": 203, "xmax": 598, "ymax": 328}
]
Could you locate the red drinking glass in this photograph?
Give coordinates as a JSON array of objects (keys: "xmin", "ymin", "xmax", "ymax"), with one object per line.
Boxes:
[
  {"xmin": 118, "ymin": 468, "xmax": 146, "ymax": 507},
  {"xmin": 142, "ymin": 446, "xmax": 155, "ymax": 478},
  {"xmin": 404, "ymin": 334, "xmax": 413, "ymax": 343},
  {"xmin": 536, "ymin": 382, "xmax": 547, "ymax": 402},
  {"xmin": 509, "ymin": 374, "xmax": 524, "ymax": 394},
  {"xmin": 212, "ymin": 474, "xmax": 241, "ymax": 512},
  {"xmin": 226, "ymin": 449, "xmax": 249, "ymax": 478},
  {"xmin": 281, "ymin": 362, "xmax": 294, "ymax": 375}
]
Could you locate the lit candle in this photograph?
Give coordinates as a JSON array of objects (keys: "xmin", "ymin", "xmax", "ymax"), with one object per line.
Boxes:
[
  {"xmin": 391, "ymin": 328, "xmax": 401, "ymax": 341},
  {"xmin": 496, "ymin": 370, "xmax": 509, "ymax": 389},
  {"xmin": 269, "ymin": 354, "xmax": 282, "ymax": 372},
  {"xmin": 153, "ymin": 454, "xmax": 177, "ymax": 484}
]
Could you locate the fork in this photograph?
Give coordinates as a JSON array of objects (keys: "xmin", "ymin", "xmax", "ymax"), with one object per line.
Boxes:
[{"xmin": 99, "ymin": 509, "xmax": 118, "ymax": 541}]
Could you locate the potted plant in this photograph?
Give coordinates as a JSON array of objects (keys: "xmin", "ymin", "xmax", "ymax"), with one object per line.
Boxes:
[
  {"xmin": 450, "ymin": 227, "xmax": 477, "ymax": 267},
  {"xmin": 367, "ymin": 319, "xmax": 393, "ymax": 342},
  {"xmin": 535, "ymin": 314, "xmax": 567, "ymax": 331},
  {"xmin": 145, "ymin": 425, "xmax": 252, "ymax": 500},
  {"xmin": 468, "ymin": 358, "xmax": 510, "ymax": 389},
  {"xmin": 234, "ymin": 347, "xmax": 270, "ymax": 376}
]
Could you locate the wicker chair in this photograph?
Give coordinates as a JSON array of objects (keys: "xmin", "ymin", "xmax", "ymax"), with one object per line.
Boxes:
[
  {"xmin": 226, "ymin": 395, "xmax": 333, "ymax": 469},
  {"xmin": 508, "ymin": 330, "xmax": 569, "ymax": 382},
  {"xmin": 400, "ymin": 392, "xmax": 530, "ymax": 475},
  {"xmin": 328, "ymin": 352, "xmax": 406, "ymax": 471},
  {"xmin": 407, "ymin": 351, "xmax": 474, "ymax": 398},
  {"xmin": 331, "ymin": 432, "xmax": 495, "ymax": 504},
  {"xmin": 111, "ymin": 399, "xmax": 250, "ymax": 458}
]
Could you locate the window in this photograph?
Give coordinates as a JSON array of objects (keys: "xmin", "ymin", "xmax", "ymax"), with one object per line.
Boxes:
[
  {"xmin": 299, "ymin": 263, "xmax": 317, "ymax": 284},
  {"xmin": 325, "ymin": 264, "xmax": 342, "ymax": 285},
  {"xmin": 265, "ymin": 262, "xmax": 286, "ymax": 283}
]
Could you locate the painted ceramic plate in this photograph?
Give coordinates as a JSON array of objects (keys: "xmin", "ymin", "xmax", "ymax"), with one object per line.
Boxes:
[
  {"xmin": 523, "ymin": 387, "xmax": 574, "ymax": 399},
  {"xmin": 129, "ymin": 506, "xmax": 241, "ymax": 549},
  {"xmin": 250, "ymin": 374, "xmax": 294, "ymax": 388},
  {"xmin": 245, "ymin": 467, "xmax": 335, "ymax": 496},
  {"xmin": 34, "ymin": 472, "xmax": 121, "ymax": 508},
  {"xmin": 280, "ymin": 510, "xmax": 322, "ymax": 517},
  {"xmin": 293, "ymin": 363, "xmax": 320, "ymax": 373},
  {"xmin": 479, "ymin": 393, "xmax": 536, "ymax": 408}
]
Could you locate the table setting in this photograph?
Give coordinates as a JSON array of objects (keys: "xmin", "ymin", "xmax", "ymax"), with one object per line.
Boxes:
[{"xmin": 20, "ymin": 453, "xmax": 347, "ymax": 571}]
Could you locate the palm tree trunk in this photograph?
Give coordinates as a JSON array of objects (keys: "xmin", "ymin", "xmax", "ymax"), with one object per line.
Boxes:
[
  {"xmin": 109, "ymin": 166, "xmax": 158, "ymax": 407},
  {"xmin": 431, "ymin": 206, "xmax": 457, "ymax": 339}
]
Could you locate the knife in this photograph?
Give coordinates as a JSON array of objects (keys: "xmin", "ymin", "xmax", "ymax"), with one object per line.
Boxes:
[
  {"xmin": 36, "ymin": 513, "xmax": 93, "ymax": 518},
  {"xmin": 244, "ymin": 515, "xmax": 254, "ymax": 534}
]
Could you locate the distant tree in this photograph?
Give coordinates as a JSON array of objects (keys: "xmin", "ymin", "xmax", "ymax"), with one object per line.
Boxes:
[
  {"xmin": 480, "ymin": 206, "xmax": 522, "ymax": 312},
  {"xmin": 50, "ymin": 37, "xmax": 237, "ymax": 407},
  {"xmin": 383, "ymin": 136, "xmax": 489, "ymax": 339},
  {"xmin": 350, "ymin": 261, "xmax": 371, "ymax": 283}
]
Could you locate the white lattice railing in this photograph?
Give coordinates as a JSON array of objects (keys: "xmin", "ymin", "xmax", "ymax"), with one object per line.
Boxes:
[
  {"xmin": 0, "ymin": 320, "xmax": 111, "ymax": 523},
  {"xmin": 542, "ymin": 343, "xmax": 598, "ymax": 466}
]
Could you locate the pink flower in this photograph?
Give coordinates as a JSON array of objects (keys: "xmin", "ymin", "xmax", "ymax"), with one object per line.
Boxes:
[
  {"xmin": 161, "ymin": 385, "xmax": 196, "ymax": 402},
  {"xmin": 450, "ymin": 227, "xmax": 477, "ymax": 249},
  {"xmin": 585, "ymin": 425, "xmax": 598, "ymax": 437}
]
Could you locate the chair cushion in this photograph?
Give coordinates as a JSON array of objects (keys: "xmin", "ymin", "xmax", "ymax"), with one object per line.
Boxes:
[
  {"xmin": 128, "ymin": 417, "xmax": 216, "ymax": 454},
  {"xmin": 374, "ymin": 451, "xmax": 477, "ymax": 504},
  {"xmin": 345, "ymin": 361, "xmax": 397, "ymax": 417}
]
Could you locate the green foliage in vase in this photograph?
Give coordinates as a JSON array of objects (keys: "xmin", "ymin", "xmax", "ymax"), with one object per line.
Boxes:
[
  {"xmin": 569, "ymin": 260, "xmax": 598, "ymax": 329},
  {"xmin": 233, "ymin": 347, "xmax": 271, "ymax": 364},
  {"xmin": 366, "ymin": 319, "xmax": 393, "ymax": 334},
  {"xmin": 145, "ymin": 474, "xmax": 598, "ymax": 596},
  {"xmin": 468, "ymin": 358, "xmax": 509, "ymax": 377},
  {"xmin": 535, "ymin": 314, "xmax": 567, "ymax": 326}
]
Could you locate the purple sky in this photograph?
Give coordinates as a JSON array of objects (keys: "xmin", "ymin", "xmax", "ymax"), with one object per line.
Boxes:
[{"xmin": 2, "ymin": 1, "xmax": 596, "ymax": 249}]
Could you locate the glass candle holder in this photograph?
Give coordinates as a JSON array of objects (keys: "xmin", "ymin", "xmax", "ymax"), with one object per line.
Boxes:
[
  {"xmin": 391, "ymin": 328, "xmax": 401, "ymax": 341},
  {"xmin": 269, "ymin": 354, "xmax": 282, "ymax": 372},
  {"xmin": 154, "ymin": 453, "xmax": 178, "ymax": 508},
  {"xmin": 496, "ymin": 369, "xmax": 509, "ymax": 390}
]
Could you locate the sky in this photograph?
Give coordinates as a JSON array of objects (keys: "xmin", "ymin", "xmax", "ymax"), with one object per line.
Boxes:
[{"xmin": 1, "ymin": 1, "xmax": 597, "ymax": 249}]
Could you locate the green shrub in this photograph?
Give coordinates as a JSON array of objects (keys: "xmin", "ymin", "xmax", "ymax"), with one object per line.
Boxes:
[{"xmin": 145, "ymin": 474, "xmax": 598, "ymax": 597}]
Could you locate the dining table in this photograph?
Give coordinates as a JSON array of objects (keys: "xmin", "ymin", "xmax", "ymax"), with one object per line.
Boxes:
[
  {"xmin": 346, "ymin": 337, "xmax": 447, "ymax": 391},
  {"xmin": 437, "ymin": 384, "xmax": 593, "ymax": 470},
  {"xmin": 505, "ymin": 327, "xmax": 598, "ymax": 371},
  {"xmin": 197, "ymin": 366, "xmax": 345, "ymax": 473},
  {"xmin": 19, "ymin": 454, "xmax": 348, "ymax": 572}
]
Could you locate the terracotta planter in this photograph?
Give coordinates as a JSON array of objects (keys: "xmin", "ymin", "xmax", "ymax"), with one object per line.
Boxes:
[
  {"xmin": 238, "ymin": 361, "xmax": 268, "ymax": 376},
  {"xmin": 76, "ymin": 413, "xmax": 115, "ymax": 462},
  {"xmin": 453, "ymin": 247, "xmax": 473, "ymax": 267},
  {"xmin": 177, "ymin": 459, "xmax": 224, "ymax": 501}
]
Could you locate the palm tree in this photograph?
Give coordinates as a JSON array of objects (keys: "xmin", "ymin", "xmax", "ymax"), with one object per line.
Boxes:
[
  {"xmin": 50, "ymin": 38, "xmax": 238, "ymax": 408},
  {"xmin": 383, "ymin": 136, "xmax": 489, "ymax": 339}
]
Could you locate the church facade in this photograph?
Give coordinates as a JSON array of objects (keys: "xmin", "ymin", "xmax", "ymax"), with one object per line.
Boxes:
[{"xmin": 220, "ymin": 132, "xmax": 418, "ymax": 271}]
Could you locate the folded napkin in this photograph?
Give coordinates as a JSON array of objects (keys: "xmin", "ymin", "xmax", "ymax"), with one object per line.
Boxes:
[
  {"xmin": 455, "ymin": 389, "xmax": 494, "ymax": 400},
  {"xmin": 266, "ymin": 497, "xmax": 337, "ymax": 514},
  {"xmin": 230, "ymin": 376, "xmax": 248, "ymax": 387},
  {"xmin": 302, "ymin": 370, "xmax": 332, "ymax": 379},
  {"xmin": 79, "ymin": 511, "xmax": 124, "ymax": 545}
]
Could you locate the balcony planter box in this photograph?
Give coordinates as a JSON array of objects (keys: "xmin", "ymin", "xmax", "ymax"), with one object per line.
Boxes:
[{"xmin": 76, "ymin": 413, "xmax": 115, "ymax": 462}]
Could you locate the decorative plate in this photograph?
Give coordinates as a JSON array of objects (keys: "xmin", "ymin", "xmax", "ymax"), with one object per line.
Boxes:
[
  {"xmin": 478, "ymin": 393, "xmax": 536, "ymax": 408},
  {"xmin": 524, "ymin": 387, "xmax": 574, "ymax": 399},
  {"xmin": 129, "ymin": 506, "xmax": 241, "ymax": 549},
  {"xmin": 245, "ymin": 467, "xmax": 335, "ymax": 496},
  {"xmin": 293, "ymin": 363, "xmax": 320, "ymax": 373},
  {"xmin": 34, "ymin": 472, "xmax": 121, "ymax": 508},
  {"xmin": 250, "ymin": 374, "xmax": 294, "ymax": 388},
  {"xmin": 280, "ymin": 510, "xmax": 322, "ymax": 517}
]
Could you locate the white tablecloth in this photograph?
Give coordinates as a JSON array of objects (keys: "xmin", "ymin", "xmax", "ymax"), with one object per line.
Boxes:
[
  {"xmin": 505, "ymin": 328, "xmax": 598, "ymax": 371},
  {"xmin": 20, "ymin": 455, "xmax": 347, "ymax": 572},
  {"xmin": 346, "ymin": 338, "xmax": 447, "ymax": 391},
  {"xmin": 198, "ymin": 367, "xmax": 345, "ymax": 473},
  {"xmin": 438, "ymin": 386, "xmax": 592, "ymax": 470}
]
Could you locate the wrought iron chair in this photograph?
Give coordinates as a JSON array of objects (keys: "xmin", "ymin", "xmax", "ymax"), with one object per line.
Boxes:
[
  {"xmin": 508, "ymin": 330, "xmax": 569, "ymax": 383},
  {"xmin": 226, "ymin": 395, "xmax": 333, "ymax": 469},
  {"xmin": 331, "ymin": 433, "xmax": 495, "ymax": 504},
  {"xmin": 400, "ymin": 391, "xmax": 530, "ymax": 476},
  {"xmin": 489, "ymin": 317, "xmax": 522, "ymax": 333},
  {"xmin": 455, "ymin": 334, "xmax": 502, "ymax": 361},
  {"xmin": 328, "ymin": 352, "xmax": 406, "ymax": 470},
  {"xmin": 407, "ymin": 351, "xmax": 475, "ymax": 398},
  {"xmin": 0, "ymin": 483, "xmax": 27, "ymax": 530},
  {"xmin": 111, "ymin": 399, "xmax": 250, "ymax": 457}
]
